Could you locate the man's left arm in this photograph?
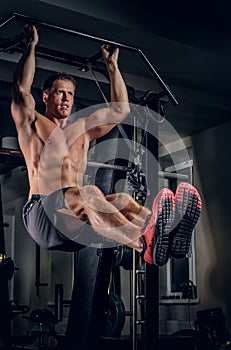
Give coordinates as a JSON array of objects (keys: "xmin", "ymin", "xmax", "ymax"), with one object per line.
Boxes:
[{"xmin": 86, "ymin": 44, "xmax": 130, "ymax": 140}]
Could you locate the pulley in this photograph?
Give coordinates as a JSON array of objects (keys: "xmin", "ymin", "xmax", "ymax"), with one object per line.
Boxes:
[{"xmin": 114, "ymin": 245, "xmax": 138, "ymax": 270}]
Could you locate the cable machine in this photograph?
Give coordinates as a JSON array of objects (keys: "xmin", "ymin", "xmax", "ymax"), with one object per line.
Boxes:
[{"xmin": 0, "ymin": 12, "xmax": 179, "ymax": 350}]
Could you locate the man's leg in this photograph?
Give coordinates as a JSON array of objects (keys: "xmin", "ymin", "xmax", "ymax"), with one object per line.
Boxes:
[
  {"xmin": 64, "ymin": 185, "xmax": 143, "ymax": 251},
  {"xmin": 64, "ymin": 185, "xmax": 175, "ymax": 266},
  {"xmin": 105, "ymin": 193, "xmax": 150, "ymax": 227}
]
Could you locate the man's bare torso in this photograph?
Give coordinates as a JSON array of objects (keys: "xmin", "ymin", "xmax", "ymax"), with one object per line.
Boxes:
[{"xmin": 18, "ymin": 110, "xmax": 89, "ymax": 197}]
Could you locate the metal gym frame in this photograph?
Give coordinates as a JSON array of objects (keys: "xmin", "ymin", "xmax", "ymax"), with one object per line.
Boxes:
[
  {"xmin": 0, "ymin": 12, "xmax": 179, "ymax": 350},
  {"xmin": 0, "ymin": 12, "xmax": 178, "ymax": 106}
]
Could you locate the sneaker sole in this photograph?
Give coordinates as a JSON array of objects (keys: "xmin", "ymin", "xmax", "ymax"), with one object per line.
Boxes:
[
  {"xmin": 169, "ymin": 182, "xmax": 202, "ymax": 259},
  {"xmin": 153, "ymin": 189, "xmax": 175, "ymax": 266}
]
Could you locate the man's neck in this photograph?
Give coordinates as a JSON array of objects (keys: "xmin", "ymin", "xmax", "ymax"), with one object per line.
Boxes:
[
  {"xmin": 45, "ymin": 114, "xmax": 68, "ymax": 128},
  {"xmin": 58, "ymin": 120, "xmax": 67, "ymax": 129}
]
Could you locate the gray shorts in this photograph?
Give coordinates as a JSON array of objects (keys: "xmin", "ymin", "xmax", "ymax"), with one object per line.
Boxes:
[{"xmin": 22, "ymin": 188, "xmax": 102, "ymax": 251}]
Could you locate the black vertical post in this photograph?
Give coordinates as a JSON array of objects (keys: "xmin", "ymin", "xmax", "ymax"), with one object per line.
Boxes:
[
  {"xmin": 34, "ymin": 243, "xmax": 48, "ymax": 299},
  {"xmin": 141, "ymin": 104, "xmax": 160, "ymax": 350},
  {"xmin": 55, "ymin": 283, "xmax": 64, "ymax": 322},
  {"xmin": 0, "ymin": 186, "xmax": 12, "ymax": 350},
  {"xmin": 143, "ymin": 264, "xmax": 159, "ymax": 350},
  {"xmin": 64, "ymin": 244, "xmax": 114, "ymax": 350}
]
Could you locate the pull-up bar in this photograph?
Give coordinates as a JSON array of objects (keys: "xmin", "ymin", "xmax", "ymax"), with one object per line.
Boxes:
[{"xmin": 0, "ymin": 12, "xmax": 178, "ymax": 106}]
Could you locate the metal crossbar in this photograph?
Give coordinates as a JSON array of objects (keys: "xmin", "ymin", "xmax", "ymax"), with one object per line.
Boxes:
[{"xmin": 0, "ymin": 12, "xmax": 178, "ymax": 106}]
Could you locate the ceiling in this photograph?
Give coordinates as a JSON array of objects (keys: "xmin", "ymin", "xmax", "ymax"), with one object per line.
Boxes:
[{"xmin": 0, "ymin": 0, "xmax": 231, "ymax": 142}]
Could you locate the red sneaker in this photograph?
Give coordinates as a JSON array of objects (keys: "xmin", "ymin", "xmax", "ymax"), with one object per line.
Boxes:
[
  {"xmin": 169, "ymin": 182, "xmax": 202, "ymax": 259},
  {"xmin": 140, "ymin": 188, "xmax": 175, "ymax": 266}
]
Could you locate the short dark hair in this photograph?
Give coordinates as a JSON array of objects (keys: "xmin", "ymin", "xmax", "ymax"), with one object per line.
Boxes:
[{"xmin": 41, "ymin": 72, "xmax": 76, "ymax": 92}]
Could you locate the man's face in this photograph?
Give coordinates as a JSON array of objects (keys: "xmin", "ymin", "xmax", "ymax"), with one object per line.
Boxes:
[{"xmin": 43, "ymin": 79, "xmax": 75, "ymax": 120}]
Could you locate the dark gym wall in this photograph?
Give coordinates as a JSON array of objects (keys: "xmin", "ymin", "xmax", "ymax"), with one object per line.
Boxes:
[{"xmin": 192, "ymin": 120, "xmax": 231, "ymax": 327}]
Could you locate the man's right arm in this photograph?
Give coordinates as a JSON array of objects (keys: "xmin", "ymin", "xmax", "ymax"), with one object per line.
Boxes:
[{"xmin": 11, "ymin": 25, "xmax": 38, "ymax": 130}]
